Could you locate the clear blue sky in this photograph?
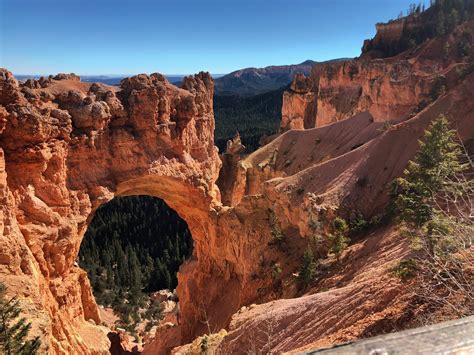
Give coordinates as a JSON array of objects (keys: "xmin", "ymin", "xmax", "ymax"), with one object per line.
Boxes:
[{"xmin": 0, "ymin": 0, "xmax": 428, "ymax": 75}]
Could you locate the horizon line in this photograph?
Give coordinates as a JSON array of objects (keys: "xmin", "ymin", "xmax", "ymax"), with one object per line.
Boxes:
[{"xmin": 12, "ymin": 73, "xmax": 228, "ymax": 77}]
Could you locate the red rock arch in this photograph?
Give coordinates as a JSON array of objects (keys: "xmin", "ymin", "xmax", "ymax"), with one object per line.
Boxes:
[{"xmin": 0, "ymin": 69, "xmax": 228, "ymax": 353}]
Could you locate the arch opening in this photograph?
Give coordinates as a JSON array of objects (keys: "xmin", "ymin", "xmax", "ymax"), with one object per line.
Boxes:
[{"xmin": 78, "ymin": 195, "xmax": 193, "ymax": 344}]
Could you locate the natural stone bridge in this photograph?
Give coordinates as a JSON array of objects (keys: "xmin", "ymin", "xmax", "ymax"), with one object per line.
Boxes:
[{"xmin": 0, "ymin": 70, "xmax": 237, "ymax": 353}]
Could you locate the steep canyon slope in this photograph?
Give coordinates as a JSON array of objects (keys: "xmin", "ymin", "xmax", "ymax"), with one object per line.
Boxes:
[
  {"xmin": 0, "ymin": 20, "xmax": 473, "ymax": 355},
  {"xmin": 213, "ymin": 21, "xmax": 474, "ymax": 354}
]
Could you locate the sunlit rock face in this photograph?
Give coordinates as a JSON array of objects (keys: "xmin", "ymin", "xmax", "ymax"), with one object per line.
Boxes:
[
  {"xmin": 281, "ymin": 22, "xmax": 474, "ymax": 132},
  {"xmin": 0, "ymin": 69, "xmax": 223, "ymax": 353},
  {"xmin": 213, "ymin": 21, "xmax": 474, "ymax": 354}
]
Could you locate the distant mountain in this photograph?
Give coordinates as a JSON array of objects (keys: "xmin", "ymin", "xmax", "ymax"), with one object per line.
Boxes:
[
  {"xmin": 15, "ymin": 74, "xmax": 126, "ymax": 86},
  {"xmin": 14, "ymin": 74, "xmax": 224, "ymax": 86},
  {"xmin": 214, "ymin": 60, "xmax": 312, "ymax": 96}
]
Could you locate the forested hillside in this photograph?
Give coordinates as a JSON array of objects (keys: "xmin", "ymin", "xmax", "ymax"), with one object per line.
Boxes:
[
  {"xmin": 214, "ymin": 86, "xmax": 285, "ymax": 152},
  {"xmin": 79, "ymin": 196, "xmax": 193, "ymax": 326}
]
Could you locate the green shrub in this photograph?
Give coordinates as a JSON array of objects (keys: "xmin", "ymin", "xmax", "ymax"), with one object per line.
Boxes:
[
  {"xmin": 378, "ymin": 121, "xmax": 393, "ymax": 132},
  {"xmin": 329, "ymin": 218, "xmax": 350, "ymax": 260},
  {"xmin": 0, "ymin": 283, "xmax": 41, "ymax": 354},
  {"xmin": 268, "ymin": 209, "xmax": 286, "ymax": 248},
  {"xmin": 349, "ymin": 213, "xmax": 369, "ymax": 236},
  {"xmin": 144, "ymin": 301, "xmax": 164, "ymax": 323},
  {"xmin": 271, "ymin": 263, "xmax": 282, "ymax": 281},
  {"xmin": 430, "ymin": 75, "xmax": 447, "ymax": 101},
  {"xmin": 391, "ymin": 259, "xmax": 418, "ymax": 280},
  {"xmin": 298, "ymin": 247, "xmax": 318, "ymax": 288},
  {"xmin": 307, "ymin": 217, "xmax": 321, "ymax": 231}
]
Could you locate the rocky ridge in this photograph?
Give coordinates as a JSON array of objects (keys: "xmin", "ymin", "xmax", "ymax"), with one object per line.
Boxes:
[{"xmin": 281, "ymin": 22, "xmax": 473, "ymax": 131}]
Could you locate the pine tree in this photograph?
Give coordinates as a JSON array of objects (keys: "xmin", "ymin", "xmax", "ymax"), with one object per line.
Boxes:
[
  {"xmin": 163, "ymin": 269, "xmax": 172, "ymax": 290},
  {"xmin": 436, "ymin": 11, "xmax": 447, "ymax": 35},
  {"xmin": 0, "ymin": 283, "xmax": 41, "ymax": 354},
  {"xmin": 392, "ymin": 115, "xmax": 464, "ymax": 227},
  {"xmin": 328, "ymin": 217, "xmax": 350, "ymax": 260},
  {"xmin": 391, "ymin": 115, "xmax": 467, "ymax": 253},
  {"xmin": 298, "ymin": 247, "xmax": 317, "ymax": 287},
  {"xmin": 78, "ymin": 195, "xmax": 194, "ymax": 328},
  {"xmin": 447, "ymin": 8, "xmax": 460, "ymax": 32},
  {"xmin": 128, "ymin": 248, "xmax": 143, "ymax": 296}
]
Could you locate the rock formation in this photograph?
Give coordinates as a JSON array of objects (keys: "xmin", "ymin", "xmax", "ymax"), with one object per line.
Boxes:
[
  {"xmin": 216, "ymin": 133, "xmax": 246, "ymax": 206},
  {"xmin": 210, "ymin": 20, "xmax": 474, "ymax": 354},
  {"xmin": 0, "ymin": 69, "xmax": 222, "ymax": 353},
  {"xmin": 280, "ymin": 73, "xmax": 317, "ymax": 131},
  {"xmin": 0, "ymin": 19, "xmax": 473, "ymax": 355},
  {"xmin": 280, "ymin": 22, "xmax": 474, "ymax": 131},
  {"xmin": 361, "ymin": 16, "xmax": 426, "ymax": 58}
]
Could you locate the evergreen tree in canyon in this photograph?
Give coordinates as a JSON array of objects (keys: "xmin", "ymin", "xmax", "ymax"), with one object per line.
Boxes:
[
  {"xmin": 78, "ymin": 196, "xmax": 193, "ymax": 325},
  {"xmin": 391, "ymin": 115, "xmax": 473, "ymax": 316},
  {"xmin": 0, "ymin": 283, "xmax": 41, "ymax": 355},
  {"xmin": 392, "ymin": 115, "xmax": 466, "ymax": 233}
]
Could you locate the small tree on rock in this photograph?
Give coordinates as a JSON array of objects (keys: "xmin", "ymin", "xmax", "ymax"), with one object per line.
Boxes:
[
  {"xmin": 391, "ymin": 115, "xmax": 467, "ymax": 253},
  {"xmin": 298, "ymin": 247, "xmax": 318, "ymax": 288},
  {"xmin": 0, "ymin": 283, "xmax": 41, "ymax": 354},
  {"xmin": 328, "ymin": 217, "xmax": 350, "ymax": 260},
  {"xmin": 391, "ymin": 114, "xmax": 473, "ymax": 317}
]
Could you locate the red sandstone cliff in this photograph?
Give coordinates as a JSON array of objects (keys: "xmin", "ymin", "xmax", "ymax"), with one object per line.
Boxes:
[
  {"xmin": 281, "ymin": 22, "xmax": 474, "ymax": 132},
  {"xmin": 0, "ymin": 18, "xmax": 473, "ymax": 355},
  {"xmin": 0, "ymin": 70, "xmax": 222, "ymax": 353},
  {"xmin": 202, "ymin": 20, "xmax": 474, "ymax": 354}
]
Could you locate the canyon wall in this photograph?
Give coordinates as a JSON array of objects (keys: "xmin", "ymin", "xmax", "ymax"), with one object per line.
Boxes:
[
  {"xmin": 211, "ymin": 68, "xmax": 474, "ymax": 355},
  {"xmin": 281, "ymin": 22, "xmax": 473, "ymax": 132},
  {"xmin": 172, "ymin": 64, "xmax": 474, "ymax": 354},
  {"xmin": 1, "ymin": 68, "xmax": 370, "ymax": 354}
]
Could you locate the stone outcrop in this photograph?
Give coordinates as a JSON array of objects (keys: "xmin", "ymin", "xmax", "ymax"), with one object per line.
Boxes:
[
  {"xmin": 0, "ymin": 69, "xmax": 221, "ymax": 353},
  {"xmin": 281, "ymin": 73, "xmax": 317, "ymax": 131},
  {"xmin": 216, "ymin": 133, "xmax": 246, "ymax": 206},
  {"xmin": 362, "ymin": 16, "xmax": 425, "ymax": 58},
  {"xmin": 281, "ymin": 22, "xmax": 474, "ymax": 131}
]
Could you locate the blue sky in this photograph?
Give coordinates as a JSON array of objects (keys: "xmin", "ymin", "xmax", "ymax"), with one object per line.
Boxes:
[{"xmin": 0, "ymin": 0, "xmax": 428, "ymax": 75}]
